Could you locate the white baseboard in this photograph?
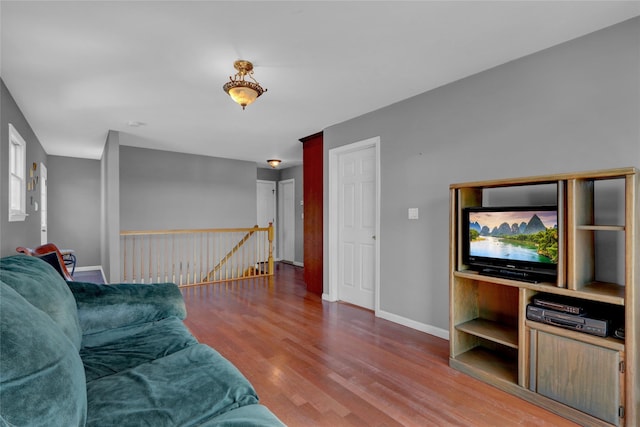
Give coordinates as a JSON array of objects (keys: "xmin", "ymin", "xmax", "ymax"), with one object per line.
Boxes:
[
  {"xmin": 74, "ymin": 265, "xmax": 102, "ymax": 272},
  {"xmin": 322, "ymin": 293, "xmax": 337, "ymax": 302},
  {"xmin": 320, "ymin": 296, "xmax": 449, "ymax": 340},
  {"xmin": 275, "ymin": 259, "xmax": 304, "ymax": 267},
  {"xmin": 73, "ymin": 265, "xmax": 107, "ymax": 283},
  {"xmin": 375, "ymin": 309, "xmax": 449, "ymax": 340}
]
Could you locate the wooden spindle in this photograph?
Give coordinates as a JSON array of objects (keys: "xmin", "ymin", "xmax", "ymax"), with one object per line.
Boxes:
[{"xmin": 123, "ymin": 236, "xmax": 128, "ymax": 282}]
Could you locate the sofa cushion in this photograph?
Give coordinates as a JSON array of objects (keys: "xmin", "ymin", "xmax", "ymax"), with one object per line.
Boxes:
[
  {"xmin": 0, "ymin": 281, "xmax": 87, "ymax": 426},
  {"xmin": 86, "ymin": 344, "xmax": 259, "ymax": 426},
  {"xmin": 67, "ymin": 280, "xmax": 187, "ymax": 335},
  {"xmin": 81, "ymin": 317, "xmax": 198, "ymax": 381},
  {"xmin": 0, "ymin": 255, "xmax": 82, "ymax": 349},
  {"xmin": 198, "ymin": 404, "xmax": 285, "ymax": 426}
]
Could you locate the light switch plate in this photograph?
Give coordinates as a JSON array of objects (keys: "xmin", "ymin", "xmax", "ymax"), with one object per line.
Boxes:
[{"xmin": 408, "ymin": 208, "xmax": 419, "ymax": 220}]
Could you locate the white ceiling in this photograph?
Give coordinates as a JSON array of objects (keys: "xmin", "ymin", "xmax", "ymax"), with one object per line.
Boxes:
[{"xmin": 2, "ymin": 1, "xmax": 639, "ymax": 168}]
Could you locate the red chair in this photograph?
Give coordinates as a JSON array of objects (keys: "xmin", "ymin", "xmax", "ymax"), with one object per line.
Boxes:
[{"xmin": 16, "ymin": 243, "xmax": 74, "ymax": 281}]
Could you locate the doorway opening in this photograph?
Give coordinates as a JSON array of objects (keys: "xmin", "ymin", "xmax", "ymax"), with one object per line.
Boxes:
[
  {"xmin": 257, "ymin": 180, "xmax": 277, "ymax": 258},
  {"xmin": 278, "ymin": 179, "xmax": 295, "ymax": 263}
]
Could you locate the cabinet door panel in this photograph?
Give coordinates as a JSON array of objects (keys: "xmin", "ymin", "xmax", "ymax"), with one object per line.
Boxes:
[{"xmin": 536, "ymin": 331, "xmax": 621, "ymax": 425}]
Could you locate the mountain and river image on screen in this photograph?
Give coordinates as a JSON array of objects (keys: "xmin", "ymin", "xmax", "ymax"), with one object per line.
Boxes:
[{"xmin": 468, "ymin": 210, "xmax": 558, "ymax": 264}]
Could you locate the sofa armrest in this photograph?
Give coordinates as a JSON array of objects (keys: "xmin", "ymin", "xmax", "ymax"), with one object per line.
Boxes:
[{"xmin": 67, "ymin": 281, "xmax": 187, "ymax": 335}]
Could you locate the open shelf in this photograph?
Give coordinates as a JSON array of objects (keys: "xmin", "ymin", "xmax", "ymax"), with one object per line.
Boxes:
[
  {"xmin": 577, "ymin": 225, "xmax": 625, "ymax": 231},
  {"xmin": 451, "ymin": 347, "xmax": 518, "ymax": 385},
  {"xmin": 578, "ymin": 282, "xmax": 625, "ymax": 304},
  {"xmin": 456, "ymin": 318, "xmax": 518, "ymax": 349}
]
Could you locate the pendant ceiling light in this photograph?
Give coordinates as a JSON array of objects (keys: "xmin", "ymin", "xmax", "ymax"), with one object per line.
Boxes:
[{"xmin": 223, "ymin": 60, "xmax": 267, "ymax": 110}]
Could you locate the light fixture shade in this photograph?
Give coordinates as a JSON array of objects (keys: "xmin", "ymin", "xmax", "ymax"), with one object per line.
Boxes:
[
  {"xmin": 267, "ymin": 159, "xmax": 281, "ymax": 168},
  {"xmin": 223, "ymin": 60, "xmax": 267, "ymax": 110},
  {"xmin": 224, "ymin": 83, "xmax": 261, "ymax": 109}
]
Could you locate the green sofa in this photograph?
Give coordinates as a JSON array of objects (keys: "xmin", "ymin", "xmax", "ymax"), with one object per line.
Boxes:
[{"xmin": 0, "ymin": 255, "xmax": 284, "ymax": 426}]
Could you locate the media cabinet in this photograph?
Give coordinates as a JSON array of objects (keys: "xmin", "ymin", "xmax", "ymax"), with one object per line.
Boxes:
[{"xmin": 449, "ymin": 167, "xmax": 638, "ymax": 426}]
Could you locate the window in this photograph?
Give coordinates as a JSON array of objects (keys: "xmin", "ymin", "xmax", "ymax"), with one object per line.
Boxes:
[{"xmin": 8, "ymin": 124, "xmax": 27, "ymax": 221}]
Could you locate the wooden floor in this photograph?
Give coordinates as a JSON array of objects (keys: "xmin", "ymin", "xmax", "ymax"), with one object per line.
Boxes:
[{"xmin": 182, "ymin": 262, "xmax": 579, "ymax": 427}]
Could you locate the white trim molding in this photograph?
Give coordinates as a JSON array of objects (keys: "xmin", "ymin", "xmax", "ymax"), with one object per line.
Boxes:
[{"xmin": 376, "ymin": 309, "xmax": 450, "ymax": 340}]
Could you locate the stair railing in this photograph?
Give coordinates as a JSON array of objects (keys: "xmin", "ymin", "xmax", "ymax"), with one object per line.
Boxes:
[{"xmin": 119, "ymin": 224, "xmax": 273, "ymax": 287}]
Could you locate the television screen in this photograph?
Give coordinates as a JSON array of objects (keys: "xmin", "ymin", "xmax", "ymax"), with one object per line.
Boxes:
[{"xmin": 464, "ymin": 206, "xmax": 558, "ymax": 278}]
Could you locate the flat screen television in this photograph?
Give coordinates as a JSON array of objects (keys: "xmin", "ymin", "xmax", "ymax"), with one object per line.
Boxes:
[{"xmin": 462, "ymin": 206, "xmax": 558, "ymax": 282}]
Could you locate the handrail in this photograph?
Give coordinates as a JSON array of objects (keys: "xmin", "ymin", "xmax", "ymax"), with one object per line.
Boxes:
[
  {"xmin": 120, "ymin": 224, "xmax": 274, "ymax": 286},
  {"xmin": 120, "ymin": 227, "xmax": 265, "ymax": 235},
  {"xmin": 205, "ymin": 226, "xmax": 258, "ymax": 282}
]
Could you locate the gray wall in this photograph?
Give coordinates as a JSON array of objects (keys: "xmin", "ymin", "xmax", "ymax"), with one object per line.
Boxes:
[
  {"xmin": 257, "ymin": 167, "xmax": 279, "ymax": 181},
  {"xmin": 0, "ymin": 79, "xmax": 48, "ymax": 256},
  {"xmin": 101, "ymin": 131, "xmax": 120, "ymax": 281},
  {"xmin": 324, "ymin": 18, "xmax": 640, "ymax": 334},
  {"xmin": 119, "ymin": 144, "xmax": 257, "ymax": 230},
  {"xmin": 48, "ymin": 155, "xmax": 101, "ymax": 266}
]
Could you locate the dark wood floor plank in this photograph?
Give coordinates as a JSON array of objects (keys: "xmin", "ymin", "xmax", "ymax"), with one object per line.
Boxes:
[{"xmin": 182, "ymin": 263, "xmax": 579, "ymax": 426}]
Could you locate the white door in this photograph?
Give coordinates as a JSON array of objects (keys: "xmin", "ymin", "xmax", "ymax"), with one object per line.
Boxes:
[
  {"xmin": 337, "ymin": 145, "xmax": 377, "ymax": 309},
  {"xmin": 278, "ymin": 179, "xmax": 295, "ymax": 262},
  {"xmin": 40, "ymin": 162, "xmax": 48, "ymax": 245},
  {"xmin": 256, "ymin": 180, "xmax": 277, "ymax": 257}
]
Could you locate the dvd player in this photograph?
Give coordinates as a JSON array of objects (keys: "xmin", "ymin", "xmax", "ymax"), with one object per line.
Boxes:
[
  {"xmin": 526, "ymin": 304, "xmax": 608, "ymax": 337},
  {"xmin": 532, "ymin": 296, "xmax": 585, "ymax": 315}
]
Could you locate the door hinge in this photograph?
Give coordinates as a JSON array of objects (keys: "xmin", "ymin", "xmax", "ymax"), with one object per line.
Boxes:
[
  {"xmin": 619, "ymin": 406, "xmax": 625, "ymax": 418},
  {"xmin": 619, "ymin": 361, "xmax": 626, "ymax": 373}
]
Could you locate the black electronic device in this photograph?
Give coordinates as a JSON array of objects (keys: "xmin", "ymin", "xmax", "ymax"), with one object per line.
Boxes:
[
  {"xmin": 462, "ymin": 206, "xmax": 558, "ymax": 282},
  {"xmin": 526, "ymin": 304, "xmax": 608, "ymax": 337},
  {"xmin": 532, "ymin": 296, "xmax": 585, "ymax": 315},
  {"xmin": 478, "ymin": 267, "xmax": 542, "ymax": 283}
]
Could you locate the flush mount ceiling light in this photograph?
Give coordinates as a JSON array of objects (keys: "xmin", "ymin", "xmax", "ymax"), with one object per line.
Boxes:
[
  {"xmin": 223, "ymin": 60, "xmax": 267, "ymax": 110},
  {"xmin": 267, "ymin": 159, "xmax": 281, "ymax": 168}
]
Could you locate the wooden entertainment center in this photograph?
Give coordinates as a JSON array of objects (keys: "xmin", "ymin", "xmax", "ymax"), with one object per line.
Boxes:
[{"xmin": 449, "ymin": 167, "xmax": 638, "ymax": 426}]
